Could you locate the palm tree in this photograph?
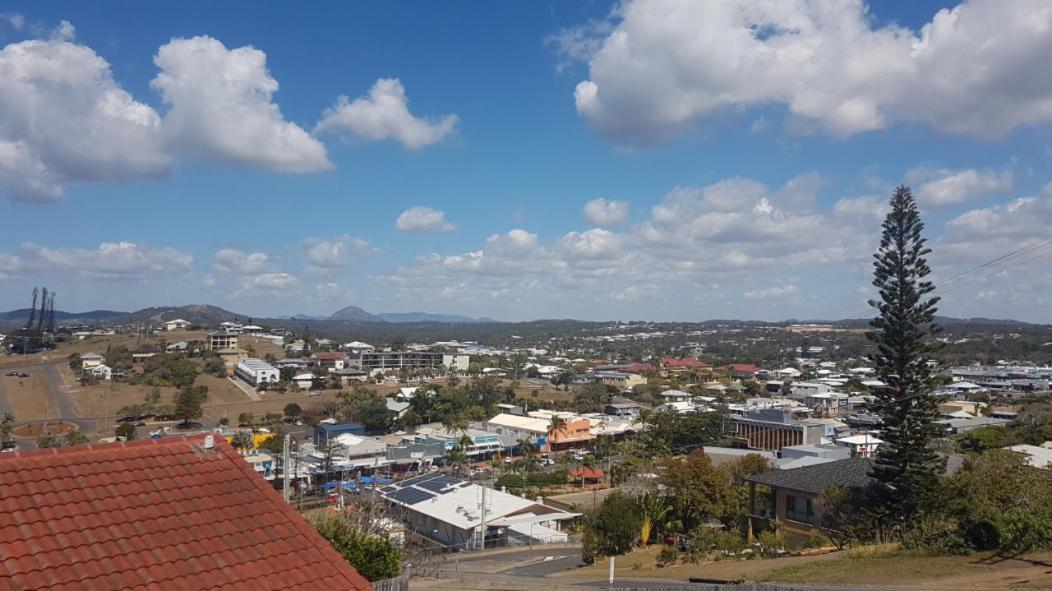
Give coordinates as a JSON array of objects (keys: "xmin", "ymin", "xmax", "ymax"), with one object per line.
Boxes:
[
  {"xmin": 638, "ymin": 492, "xmax": 671, "ymax": 546},
  {"xmin": 516, "ymin": 438, "xmax": 535, "ymax": 458},
  {"xmin": 547, "ymin": 415, "xmax": 566, "ymax": 456}
]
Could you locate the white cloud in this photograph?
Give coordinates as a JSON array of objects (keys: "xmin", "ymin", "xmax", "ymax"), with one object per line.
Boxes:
[
  {"xmin": 583, "ymin": 198, "xmax": 629, "ymax": 226},
  {"xmin": 314, "ymin": 78, "xmax": 458, "ymax": 150},
  {"xmin": 0, "ymin": 24, "xmax": 169, "ymax": 202},
  {"xmin": 485, "ymin": 229, "xmax": 540, "ymax": 257},
  {"xmin": 944, "ymin": 184, "xmax": 1052, "ymax": 241},
  {"xmin": 834, "ymin": 195, "xmax": 889, "ymax": 221},
  {"xmin": 151, "ymin": 36, "xmax": 331, "ymax": 173},
  {"xmin": 906, "ymin": 165, "xmax": 1013, "ymax": 206},
  {"xmin": 19, "ymin": 241, "xmax": 193, "ymax": 278},
  {"xmin": 558, "ymin": 229, "xmax": 621, "ymax": 259},
  {"xmin": 243, "ymin": 273, "xmax": 298, "ymax": 290},
  {"xmin": 560, "ymin": 0, "xmax": 1052, "ymax": 142},
  {"xmin": 302, "ymin": 234, "xmax": 372, "ymax": 267},
  {"xmin": 0, "ymin": 14, "xmax": 25, "ymax": 30},
  {"xmin": 744, "ymin": 284, "xmax": 800, "ymax": 300},
  {"xmin": 395, "ymin": 206, "xmax": 456, "ymax": 232},
  {"xmin": 316, "ymin": 282, "xmax": 355, "ymax": 301},
  {"xmin": 213, "ymin": 249, "xmax": 270, "ymax": 274}
]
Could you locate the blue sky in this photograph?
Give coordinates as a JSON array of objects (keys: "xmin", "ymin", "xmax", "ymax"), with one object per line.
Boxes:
[{"xmin": 1, "ymin": 1, "xmax": 1051, "ymax": 322}]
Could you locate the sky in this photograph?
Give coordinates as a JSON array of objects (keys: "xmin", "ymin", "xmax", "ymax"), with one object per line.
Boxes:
[{"xmin": 1, "ymin": 0, "xmax": 1051, "ymax": 323}]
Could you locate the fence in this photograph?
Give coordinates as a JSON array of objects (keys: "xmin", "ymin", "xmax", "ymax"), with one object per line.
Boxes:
[{"xmin": 371, "ymin": 573, "xmax": 410, "ymax": 591}]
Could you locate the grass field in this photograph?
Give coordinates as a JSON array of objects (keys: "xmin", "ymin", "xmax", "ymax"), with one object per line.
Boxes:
[{"xmin": 558, "ymin": 545, "xmax": 1052, "ymax": 590}]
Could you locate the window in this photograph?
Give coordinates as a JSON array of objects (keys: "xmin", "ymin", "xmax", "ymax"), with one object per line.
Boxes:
[{"xmin": 785, "ymin": 494, "xmax": 814, "ymax": 524}]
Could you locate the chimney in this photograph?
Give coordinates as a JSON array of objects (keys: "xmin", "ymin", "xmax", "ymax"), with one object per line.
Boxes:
[{"xmin": 203, "ymin": 435, "xmax": 215, "ymax": 449}]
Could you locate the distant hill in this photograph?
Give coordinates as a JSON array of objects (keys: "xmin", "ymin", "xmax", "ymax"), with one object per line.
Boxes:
[
  {"xmin": 0, "ymin": 308, "xmax": 128, "ymax": 323},
  {"xmin": 376, "ymin": 312, "xmax": 499, "ymax": 324},
  {"xmin": 328, "ymin": 305, "xmax": 384, "ymax": 323},
  {"xmin": 122, "ymin": 304, "xmax": 247, "ymax": 326}
]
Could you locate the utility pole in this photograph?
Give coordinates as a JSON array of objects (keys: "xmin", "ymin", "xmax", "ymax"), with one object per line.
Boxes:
[{"xmin": 282, "ymin": 433, "xmax": 291, "ymax": 502}]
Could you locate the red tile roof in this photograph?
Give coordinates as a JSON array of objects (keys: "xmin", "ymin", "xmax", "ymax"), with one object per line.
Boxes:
[
  {"xmin": 312, "ymin": 352, "xmax": 348, "ymax": 361},
  {"xmin": 661, "ymin": 358, "xmax": 712, "ymax": 369},
  {"xmin": 570, "ymin": 466, "xmax": 605, "ymax": 480},
  {"xmin": 723, "ymin": 363, "xmax": 760, "ymax": 373},
  {"xmin": 0, "ymin": 436, "xmax": 372, "ymax": 591}
]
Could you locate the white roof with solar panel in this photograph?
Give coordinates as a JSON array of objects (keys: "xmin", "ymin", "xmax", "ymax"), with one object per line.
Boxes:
[{"xmin": 379, "ymin": 473, "xmax": 576, "ymax": 530}]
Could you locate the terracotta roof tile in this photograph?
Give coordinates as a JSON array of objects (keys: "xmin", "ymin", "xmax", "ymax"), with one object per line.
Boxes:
[{"xmin": 0, "ymin": 436, "xmax": 372, "ymax": 591}]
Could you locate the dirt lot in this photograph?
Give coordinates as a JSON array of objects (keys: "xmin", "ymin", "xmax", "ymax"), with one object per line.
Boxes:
[{"xmin": 2, "ymin": 372, "xmax": 57, "ymax": 421}]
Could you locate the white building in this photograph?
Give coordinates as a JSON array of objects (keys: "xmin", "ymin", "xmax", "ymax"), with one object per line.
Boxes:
[
  {"xmin": 485, "ymin": 413, "xmax": 550, "ymax": 442},
  {"xmin": 380, "ymin": 473, "xmax": 577, "ymax": 549},
  {"xmin": 342, "ymin": 341, "xmax": 375, "ymax": 354},
  {"xmin": 89, "ymin": 364, "xmax": 112, "ymax": 380},
  {"xmin": 163, "ymin": 319, "xmax": 191, "ymax": 331},
  {"xmin": 235, "ymin": 358, "xmax": 280, "ymax": 388},
  {"xmin": 835, "ymin": 434, "xmax": 884, "ymax": 458}
]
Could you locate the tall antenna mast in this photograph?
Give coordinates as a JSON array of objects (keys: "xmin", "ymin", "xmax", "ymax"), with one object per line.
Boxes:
[
  {"xmin": 26, "ymin": 287, "xmax": 38, "ymax": 330},
  {"xmin": 46, "ymin": 291, "xmax": 56, "ymax": 333},
  {"xmin": 36, "ymin": 287, "xmax": 48, "ymax": 331}
]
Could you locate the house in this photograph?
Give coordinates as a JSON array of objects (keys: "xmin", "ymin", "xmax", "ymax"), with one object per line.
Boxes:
[
  {"xmin": 379, "ymin": 473, "xmax": 578, "ymax": 549},
  {"xmin": 292, "ymin": 372, "xmax": 321, "ymax": 390},
  {"xmin": 746, "ymin": 458, "xmax": 876, "ymax": 536},
  {"xmin": 165, "ymin": 341, "xmax": 189, "ymax": 353},
  {"xmin": 285, "ymin": 339, "xmax": 307, "ymax": 354},
  {"xmin": 661, "ymin": 357, "xmax": 711, "ymax": 375},
  {"xmin": 80, "ymin": 352, "xmax": 104, "ymax": 370},
  {"xmin": 208, "ymin": 330, "xmax": 239, "ymax": 351},
  {"xmin": 594, "ymin": 371, "xmax": 646, "ymax": 390},
  {"xmin": 835, "ymin": 434, "xmax": 884, "ymax": 458},
  {"xmin": 386, "ymin": 398, "xmax": 411, "ymax": 419},
  {"xmin": 311, "ymin": 351, "xmax": 349, "ymax": 370},
  {"xmin": 89, "ymin": 364, "xmax": 112, "ymax": 380},
  {"xmin": 660, "ymin": 389, "xmax": 693, "ymax": 403},
  {"xmin": 218, "ymin": 321, "xmax": 243, "ymax": 334},
  {"xmin": 791, "ymin": 382, "xmax": 833, "ymax": 398},
  {"xmin": 723, "ymin": 363, "xmax": 761, "ymax": 380},
  {"xmin": 938, "ymin": 416, "xmax": 1011, "ymax": 434},
  {"xmin": 0, "ymin": 436, "xmax": 371, "ymax": 590},
  {"xmin": 333, "ymin": 367, "xmax": 369, "ymax": 386},
  {"xmin": 241, "ymin": 324, "xmax": 264, "ymax": 335},
  {"xmin": 343, "ymin": 340, "xmax": 376, "ymax": 354},
  {"xmin": 132, "ymin": 344, "xmax": 161, "ymax": 360},
  {"xmin": 570, "ymin": 466, "xmax": 605, "ymax": 485},
  {"xmin": 604, "ymin": 401, "xmax": 643, "ymax": 418},
  {"xmin": 1007, "ymin": 443, "xmax": 1052, "ymax": 469},
  {"xmin": 162, "ymin": 318, "xmax": 191, "ymax": 331},
  {"xmin": 776, "ymin": 367, "xmax": 802, "ymax": 379},
  {"xmin": 235, "ymin": 358, "xmax": 279, "ymax": 389}
]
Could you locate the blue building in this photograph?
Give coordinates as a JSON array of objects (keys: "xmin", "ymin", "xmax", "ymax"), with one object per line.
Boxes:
[{"xmin": 313, "ymin": 422, "xmax": 366, "ymax": 447}]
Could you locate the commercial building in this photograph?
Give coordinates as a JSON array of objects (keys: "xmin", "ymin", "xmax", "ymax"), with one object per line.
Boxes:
[
  {"xmin": 354, "ymin": 351, "xmax": 469, "ymax": 372},
  {"xmin": 234, "ymin": 358, "xmax": 279, "ymax": 388},
  {"xmin": 379, "ymin": 473, "xmax": 577, "ymax": 549},
  {"xmin": 726, "ymin": 409, "xmax": 825, "ymax": 452}
]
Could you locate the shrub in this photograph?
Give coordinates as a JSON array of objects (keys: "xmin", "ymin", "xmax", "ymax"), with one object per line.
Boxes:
[
  {"xmin": 656, "ymin": 545, "xmax": 678, "ymax": 567},
  {"xmin": 311, "ymin": 515, "xmax": 400, "ymax": 581}
]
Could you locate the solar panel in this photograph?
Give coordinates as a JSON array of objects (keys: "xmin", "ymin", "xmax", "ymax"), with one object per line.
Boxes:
[
  {"xmin": 418, "ymin": 476, "xmax": 459, "ymax": 493},
  {"xmin": 398, "ymin": 473, "xmax": 438, "ymax": 487},
  {"xmin": 389, "ymin": 487, "xmax": 435, "ymax": 505},
  {"xmin": 380, "ymin": 486, "xmax": 397, "ymax": 494}
]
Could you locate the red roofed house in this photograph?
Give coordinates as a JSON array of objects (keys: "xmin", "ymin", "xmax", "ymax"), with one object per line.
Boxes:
[
  {"xmin": 621, "ymin": 362, "xmax": 654, "ymax": 374},
  {"xmin": 660, "ymin": 358, "xmax": 712, "ymax": 376},
  {"xmin": 570, "ymin": 466, "xmax": 605, "ymax": 485},
  {"xmin": 311, "ymin": 351, "xmax": 350, "ymax": 370},
  {"xmin": 0, "ymin": 436, "xmax": 372, "ymax": 591},
  {"xmin": 723, "ymin": 364, "xmax": 761, "ymax": 381}
]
